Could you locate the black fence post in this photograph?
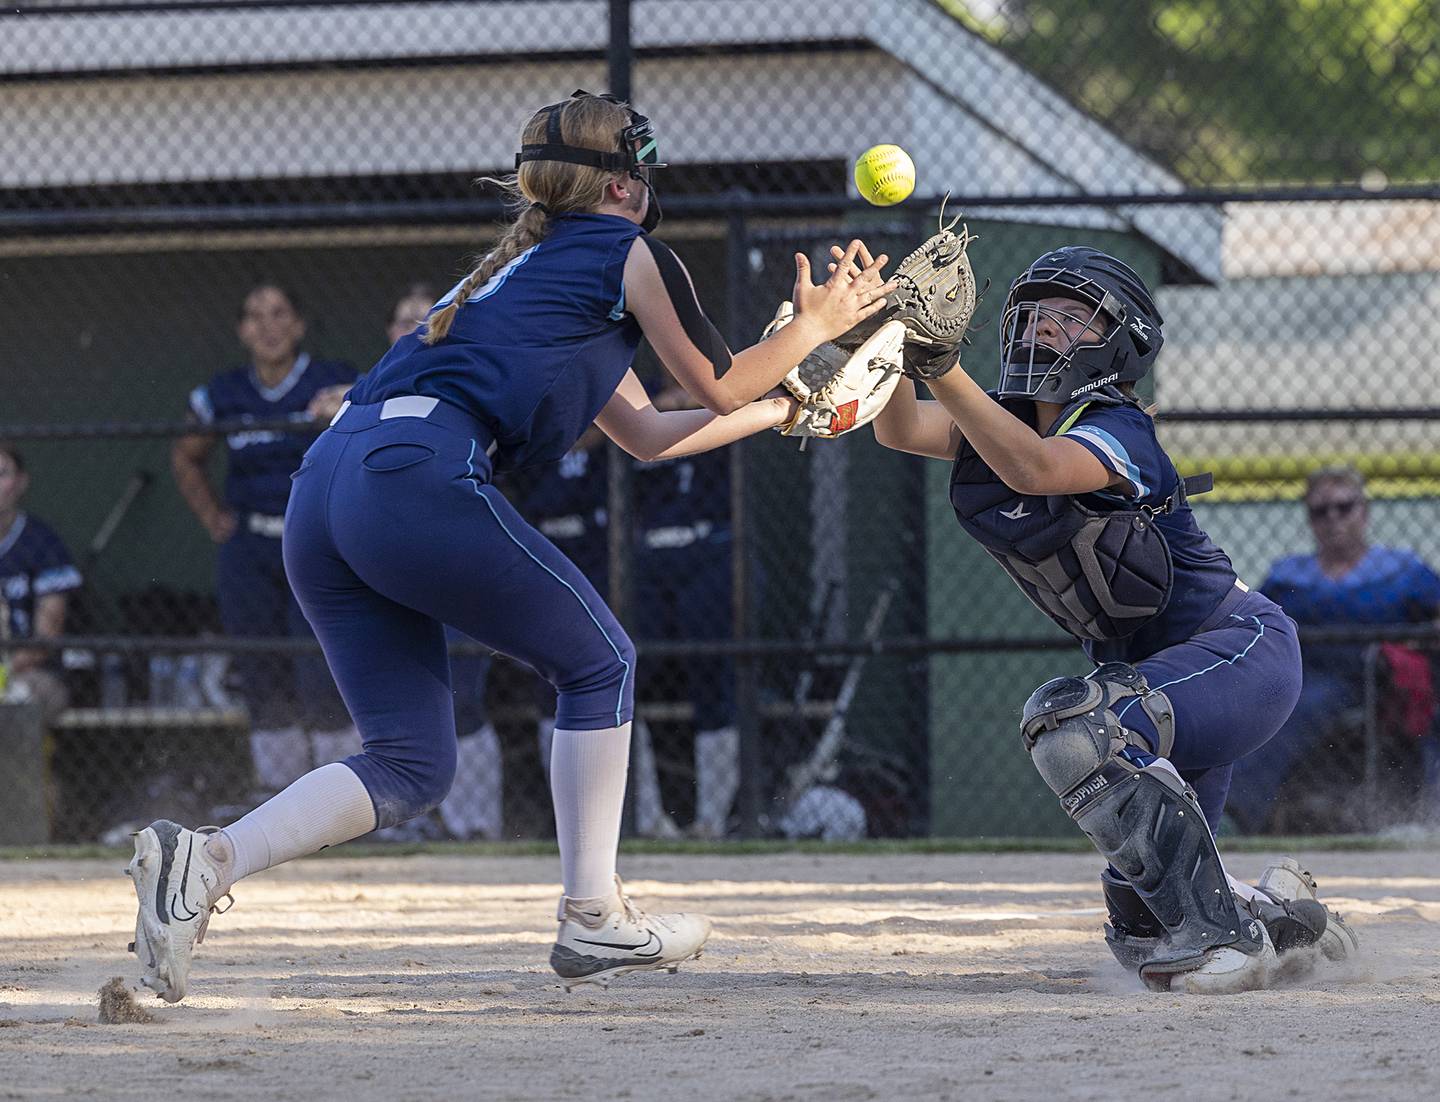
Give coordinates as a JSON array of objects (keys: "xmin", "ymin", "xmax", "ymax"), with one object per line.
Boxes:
[
  {"xmin": 608, "ymin": 0, "xmax": 632, "ymax": 103},
  {"xmin": 725, "ymin": 198, "xmax": 764, "ymax": 838}
]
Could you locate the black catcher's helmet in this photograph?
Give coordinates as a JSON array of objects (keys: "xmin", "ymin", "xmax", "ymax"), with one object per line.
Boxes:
[{"xmin": 997, "ymin": 247, "xmax": 1163, "ymax": 403}]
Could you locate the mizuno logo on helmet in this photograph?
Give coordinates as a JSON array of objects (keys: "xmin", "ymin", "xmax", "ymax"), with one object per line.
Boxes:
[
  {"xmin": 1071, "ymin": 372, "xmax": 1120, "ymax": 397},
  {"xmin": 1131, "ymin": 318, "xmax": 1151, "ymax": 337}
]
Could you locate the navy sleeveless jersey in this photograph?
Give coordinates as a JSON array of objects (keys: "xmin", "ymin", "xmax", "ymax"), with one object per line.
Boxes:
[
  {"xmin": 349, "ymin": 213, "xmax": 646, "ymax": 471},
  {"xmin": 951, "ymin": 397, "xmax": 1238, "ymax": 663},
  {"xmin": 189, "ymin": 353, "xmax": 358, "ymax": 516},
  {"xmin": 0, "ymin": 513, "xmax": 82, "ymax": 640}
]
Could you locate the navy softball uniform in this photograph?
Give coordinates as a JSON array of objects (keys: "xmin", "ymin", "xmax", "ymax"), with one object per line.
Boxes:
[
  {"xmin": 190, "ymin": 354, "xmax": 356, "ymax": 728},
  {"xmin": 0, "ymin": 513, "xmax": 82, "ymax": 656},
  {"xmin": 285, "ymin": 213, "xmax": 645, "ymax": 826},
  {"xmin": 952, "ymin": 398, "xmax": 1302, "ymax": 827}
]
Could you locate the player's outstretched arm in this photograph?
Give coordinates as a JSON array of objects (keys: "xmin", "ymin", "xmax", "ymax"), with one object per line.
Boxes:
[
  {"xmin": 871, "ymin": 377, "xmax": 965, "ymax": 460},
  {"xmin": 594, "ymin": 369, "xmax": 796, "ymax": 462},
  {"xmin": 625, "ymin": 236, "xmax": 895, "ymax": 415},
  {"xmin": 925, "ymin": 369, "xmax": 1113, "ymax": 496}
]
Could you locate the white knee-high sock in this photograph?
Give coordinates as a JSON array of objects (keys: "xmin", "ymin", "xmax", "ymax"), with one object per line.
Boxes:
[
  {"xmin": 549, "ymin": 724, "xmax": 630, "ymax": 900},
  {"xmin": 217, "ymin": 762, "xmax": 377, "ymax": 888}
]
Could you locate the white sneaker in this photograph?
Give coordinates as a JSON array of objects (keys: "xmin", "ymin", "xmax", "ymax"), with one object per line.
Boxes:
[
  {"xmin": 549, "ymin": 876, "xmax": 711, "ymax": 991},
  {"xmin": 126, "ymin": 821, "xmax": 232, "ymax": 1003},
  {"xmin": 1257, "ymin": 857, "xmax": 1359, "ymax": 961},
  {"xmin": 1177, "ymin": 919, "xmax": 1277, "ymax": 995}
]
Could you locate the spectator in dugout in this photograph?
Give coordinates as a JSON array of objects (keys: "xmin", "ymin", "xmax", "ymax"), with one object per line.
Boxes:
[
  {"xmin": 171, "ymin": 282, "xmax": 359, "ymax": 799},
  {"xmin": 0, "ymin": 442, "xmax": 83, "ymax": 720},
  {"xmin": 1228, "ymin": 465, "xmax": 1440, "ymax": 829}
]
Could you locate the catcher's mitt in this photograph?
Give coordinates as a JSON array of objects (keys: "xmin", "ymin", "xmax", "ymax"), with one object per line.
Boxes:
[
  {"xmin": 763, "ymin": 302, "xmax": 905, "ymax": 441},
  {"xmin": 844, "ymin": 207, "xmax": 978, "ymax": 381}
]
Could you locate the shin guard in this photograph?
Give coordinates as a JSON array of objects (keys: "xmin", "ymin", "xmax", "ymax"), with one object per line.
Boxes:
[{"xmin": 1022, "ymin": 673, "xmax": 1266, "ymax": 988}]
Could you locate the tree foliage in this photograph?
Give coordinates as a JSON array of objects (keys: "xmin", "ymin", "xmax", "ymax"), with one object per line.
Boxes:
[{"xmin": 942, "ymin": 0, "xmax": 1440, "ymax": 185}]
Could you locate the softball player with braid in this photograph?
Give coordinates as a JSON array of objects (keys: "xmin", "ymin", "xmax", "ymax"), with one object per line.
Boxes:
[
  {"xmin": 865, "ymin": 242, "xmax": 1356, "ymax": 992},
  {"xmin": 127, "ymin": 91, "xmax": 895, "ymax": 1001}
]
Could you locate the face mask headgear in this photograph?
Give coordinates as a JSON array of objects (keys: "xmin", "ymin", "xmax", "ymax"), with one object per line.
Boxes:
[{"xmin": 514, "ymin": 89, "xmax": 667, "ymax": 232}]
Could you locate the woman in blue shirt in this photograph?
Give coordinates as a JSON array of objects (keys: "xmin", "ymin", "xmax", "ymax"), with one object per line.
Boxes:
[
  {"xmin": 1228, "ymin": 466, "xmax": 1440, "ymax": 829},
  {"xmin": 869, "ymin": 244, "xmax": 1354, "ymax": 993},
  {"xmin": 128, "ymin": 91, "xmax": 896, "ymax": 1003}
]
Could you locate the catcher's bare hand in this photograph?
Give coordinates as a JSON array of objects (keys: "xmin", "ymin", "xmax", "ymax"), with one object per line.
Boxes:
[{"xmin": 792, "ymin": 239, "xmax": 896, "ymax": 344}]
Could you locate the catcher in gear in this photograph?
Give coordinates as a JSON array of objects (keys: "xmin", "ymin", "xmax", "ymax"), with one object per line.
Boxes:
[
  {"xmin": 862, "ymin": 242, "xmax": 1357, "ymax": 992},
  {"xmin": 766, "ymin": 210, "xmax": 978, "ymax": 440}
]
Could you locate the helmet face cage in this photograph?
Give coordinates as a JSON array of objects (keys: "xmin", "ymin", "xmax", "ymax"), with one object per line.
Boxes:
[
  {"xmin": 996, "ymin": 250, "xmax": 1161, "ymax": 402},
  {"xmin": 998, "ymin": 287, "xmax": 1115, "ymax": 400}
]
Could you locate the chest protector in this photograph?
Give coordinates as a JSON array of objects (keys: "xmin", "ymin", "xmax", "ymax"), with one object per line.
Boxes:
[{"xmin": 949, "ymin": 391, "xmax": 1212, "ymax": 642}]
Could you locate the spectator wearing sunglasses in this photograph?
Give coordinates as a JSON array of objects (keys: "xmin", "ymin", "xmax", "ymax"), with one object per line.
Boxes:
[{"xmin": 1228, "ymin": 466, "xmax": 1440, "ymax": 830}]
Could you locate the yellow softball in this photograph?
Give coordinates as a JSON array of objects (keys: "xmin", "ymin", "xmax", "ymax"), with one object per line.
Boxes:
[{"xmin": 854, "ymin": 144, "xmax": 916, "ymax": 206}]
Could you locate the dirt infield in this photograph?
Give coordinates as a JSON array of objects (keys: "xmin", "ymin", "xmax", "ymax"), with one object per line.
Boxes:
[{"xmin": 0, "ymin": 849, "xmax": 1436, "ymax": 1101}]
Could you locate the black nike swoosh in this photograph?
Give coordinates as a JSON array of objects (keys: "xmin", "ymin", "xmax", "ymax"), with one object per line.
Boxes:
[
  {"xmin": 574, "ymin": 932, "xmax": 663, "ymax": 956},
  {"xmin": 170, "ymin": 838, "xmax": 200, "ymax": 923}
]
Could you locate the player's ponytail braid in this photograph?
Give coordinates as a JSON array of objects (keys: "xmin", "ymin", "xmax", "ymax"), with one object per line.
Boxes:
[{"xmin": 423, "ymin": 94, "xmax": 636, "ymax": 346}]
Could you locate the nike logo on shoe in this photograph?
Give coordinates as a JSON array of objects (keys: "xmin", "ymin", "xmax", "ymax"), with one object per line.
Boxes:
[
  {"xmin": 169, "ymin": 838, "xmax": 201, "ymax": 922},
  {"xmin": 1000, "ymin": 502, "xmax": 1031, "ymax": 520},
  {"xmin": 573, "ymin": 932, "xmax": 663, "ymax": 956}
]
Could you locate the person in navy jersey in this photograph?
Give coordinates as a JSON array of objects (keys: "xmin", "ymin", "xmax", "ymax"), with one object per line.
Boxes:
[
  {"xmin": 0, "ymin": 442, "xmax": 82, "ymax": 721},
  {"xmin": 171, "ymin": 283, "xmax": 359, "ymax": 799},
  {"xmin": 631, "ymin": 381, "xmax": 738, "ymax": 838},
  {"xmin": 1228, "ymin": 466, "xmax": 1440, "ymax": 829},
  {"xmin": 129, "ymin": 91, "xmax": 895, "ymax": 1002},
  {"xmin": 870, "ymin": 244, "xmax": 1354, "ymax": 993}
]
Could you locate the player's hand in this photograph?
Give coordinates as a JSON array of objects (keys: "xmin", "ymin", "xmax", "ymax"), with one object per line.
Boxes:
[
  {"xmin": 205, "ymin": 509, "xmax": 238, "ymax": 544},
  {"xmin": 827, "ymin": 241, "xmax": 877, "ymax": 281},
  {"xmin": 791, "ymin": 239, "xmax": 895, "ymax": 343}
]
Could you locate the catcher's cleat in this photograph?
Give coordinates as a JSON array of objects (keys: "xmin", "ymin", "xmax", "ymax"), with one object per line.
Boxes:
[
  {"xmin": 1175, "ymin": 919, "xmax": 1277, "ymax": 995},
  {"xmin": 549, "ymin": 876, "xmax": 710, "ymax": 992},
  {"xmin": 1257, "ymin": 857, "xmax": 1359, "ymax": 962},
  {"xmin": 126, "ymin": 821, "xmax": 233, "ymax": 1003}
]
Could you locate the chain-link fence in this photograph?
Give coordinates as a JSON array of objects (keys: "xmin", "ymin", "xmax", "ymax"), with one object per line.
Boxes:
[{"xmin": 2, "ymin": 0, "xmax": 1438, "ymax": 845}]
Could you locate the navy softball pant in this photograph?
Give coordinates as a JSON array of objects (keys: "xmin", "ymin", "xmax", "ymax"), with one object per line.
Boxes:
[
  {"xmin": 282, "ymin": 398, "xmax": 635, "ymax": 827},
  {"xmin": 1115, "ymin": 587, "xmax": 1303, "ymax": 829}
]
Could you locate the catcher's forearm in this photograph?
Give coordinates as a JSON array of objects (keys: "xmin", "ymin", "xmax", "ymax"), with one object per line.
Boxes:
[
  {"xmin": 926, "ymin": 370, "xmax": 1048, "ymax": 489},
  {"xmin": 872, "ymin": 379, "xmax": 963, "ymax": 460},
  {"xmin": 606, "ymin": 395, "xmax": 796, "ymax": 462}
]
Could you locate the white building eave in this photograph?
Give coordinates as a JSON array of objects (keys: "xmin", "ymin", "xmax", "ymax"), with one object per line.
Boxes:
[{"xmin": 0, "ymin": 0, "xmax": 1219, "ymax": 280}]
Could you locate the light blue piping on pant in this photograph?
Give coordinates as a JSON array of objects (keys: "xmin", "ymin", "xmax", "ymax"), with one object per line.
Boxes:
[
  {"xmin": 1115, "ymin": 614, "xmax": 1268, "ymax": 723},
  {"xmin": 465, "ymin": 438, "xmax": 630, "ymax": 727}
]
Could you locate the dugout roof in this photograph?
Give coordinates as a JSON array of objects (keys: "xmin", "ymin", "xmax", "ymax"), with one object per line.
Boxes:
[{"xmin": 1, "ymin": 0, "xmax": 1220, "ymax": 282}]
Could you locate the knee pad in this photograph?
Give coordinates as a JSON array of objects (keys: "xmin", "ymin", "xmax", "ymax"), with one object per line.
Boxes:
[{"xmin": 1020, "ymin": 664, "xmax": 1169, "ymax": 804}]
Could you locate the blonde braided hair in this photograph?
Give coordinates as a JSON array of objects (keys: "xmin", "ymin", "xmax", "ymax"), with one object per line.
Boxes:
[{"xmin": 423, "ymin": 94, "xmax": 639, "ymax": 345}]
